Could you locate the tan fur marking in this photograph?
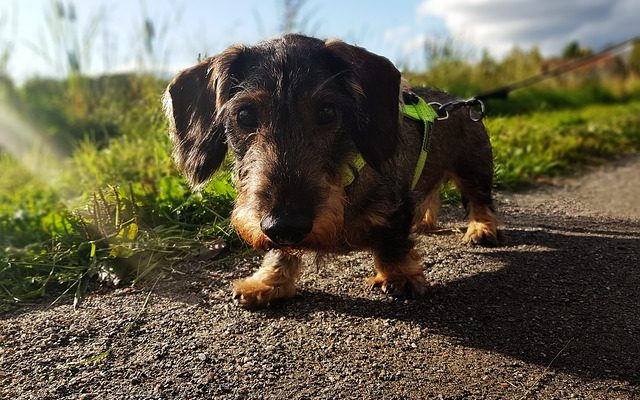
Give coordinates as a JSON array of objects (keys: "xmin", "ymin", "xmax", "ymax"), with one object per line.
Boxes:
[
  {"xmin": 231, "ymin": 150, "xmax": 274, "ymax": 250},
  {"xmin": 232, "ymin": 250, "xmax": 301, "ymax": 307},
  {"xmin": 366, "ymin": 250, "xmax": 426, "ymax": 297},
  {"xmin": 412, "ymin": 189, "xmax": 441, "ymax": 233},
  {"xmin": 230, "ymin": 201, "xmax": 270, "ymax": 250},
  {"xmin": 303, "ymin": 182, "xmax": 345, "ymax": 249},
  {"xmin": 463, "ymin": 204, "xmax": 498, "ymax": 245}
]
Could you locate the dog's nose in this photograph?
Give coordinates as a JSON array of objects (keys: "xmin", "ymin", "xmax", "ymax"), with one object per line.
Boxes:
[{"xmin": 260, "ymin": 213, "xmax": 313, "ymax": 246}]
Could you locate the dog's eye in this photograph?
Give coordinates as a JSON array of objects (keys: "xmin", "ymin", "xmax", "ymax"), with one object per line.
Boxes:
[
  {"xmin": 237, "ymin": 108, "xmax": 258, "ymax": 129},
  {"xmin": 317, "ymin": 104, "xmax": 337, "ymax": 125}
]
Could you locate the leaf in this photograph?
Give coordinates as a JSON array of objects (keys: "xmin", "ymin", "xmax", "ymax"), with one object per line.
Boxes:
[
  {"xmin": 108, "ymin": 244, "xmax": 133, "ymax": 259},
  {"xmin": 116, "ymin": 223, "xmax": 138, "ymax": 241},
  {"xmin": 126, "ymin": 223, "xmax": 138, "ymax": 241}
]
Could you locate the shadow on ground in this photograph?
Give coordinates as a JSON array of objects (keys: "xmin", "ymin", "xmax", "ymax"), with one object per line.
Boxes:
[{"xmin": 257, "ymin": 211, "xmax": 640, "ymax": 384}]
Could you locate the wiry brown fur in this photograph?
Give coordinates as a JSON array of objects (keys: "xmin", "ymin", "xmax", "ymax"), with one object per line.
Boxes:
[{"xmin": 163, "ymin": 34, "xmax": 500, "ymax": 307}]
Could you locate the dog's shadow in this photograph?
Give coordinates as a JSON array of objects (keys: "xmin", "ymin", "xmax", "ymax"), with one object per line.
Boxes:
[{"xmin": 259, "ymin": 215, "xmax": 640, "ymax": 385}]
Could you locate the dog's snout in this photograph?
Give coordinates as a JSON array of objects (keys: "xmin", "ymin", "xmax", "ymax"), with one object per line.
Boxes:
[{"xmin": 260, "ymin": 213, "xmax": 313, "ymax": 246}]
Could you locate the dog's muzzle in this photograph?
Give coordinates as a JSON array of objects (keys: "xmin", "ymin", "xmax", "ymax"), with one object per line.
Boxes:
[{"xmin": 260, "ymin": 212, "xmax": 313, "ymax": 247}]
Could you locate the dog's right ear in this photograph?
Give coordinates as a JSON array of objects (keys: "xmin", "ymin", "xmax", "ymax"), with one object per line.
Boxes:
[
  {"xmin": 163, "ymin": 46, "xmax": 245, "ymax": 189},
  {"xmin": 324, "ymin": 39, "xmax": 401, "ymax": 172}
]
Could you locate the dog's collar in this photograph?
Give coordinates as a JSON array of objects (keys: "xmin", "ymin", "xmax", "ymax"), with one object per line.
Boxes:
[{"xmin": 342, "ymin": 91, "xmax": 438, "ymax": 189}]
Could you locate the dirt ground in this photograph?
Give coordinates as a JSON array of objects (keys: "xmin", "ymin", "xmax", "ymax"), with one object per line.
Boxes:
[{"xmin": 1, "ymin": 156, "xmax": 639, "ymax": 399}]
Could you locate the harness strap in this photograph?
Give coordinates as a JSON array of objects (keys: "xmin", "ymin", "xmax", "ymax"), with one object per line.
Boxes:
[
  {"xmin": 342, "ymin": 153, "xmax": 366, "ymax": 187},
  {"xmin": 401, "ymin": 91, "xmax": 438, "ymax": 189},
  {"xmin": 342, "ymin": 91, "xmax": 438, "ymax": 190}
]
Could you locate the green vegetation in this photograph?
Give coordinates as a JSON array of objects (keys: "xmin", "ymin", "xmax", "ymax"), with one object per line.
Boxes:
[
  {"xmin": 0, "ymin": 75, "xmax": 239, "ymax": 310},
  {"xmin": 1, "ymin": 7, "xmax": 639, "ymax": 309},
  {"xmin": 489, "ymin": 101, "xmax": 640, "ymax": 187}
]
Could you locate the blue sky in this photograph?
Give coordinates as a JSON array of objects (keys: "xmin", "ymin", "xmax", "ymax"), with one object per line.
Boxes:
[{"xmin": 0, "ymin": 0, "xmax": 638, "ymax": 82}]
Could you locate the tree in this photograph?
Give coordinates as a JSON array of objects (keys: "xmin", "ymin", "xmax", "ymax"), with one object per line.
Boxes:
[
  {"xmin": 562, "ymin": 41, "xmax": 592, "ymax": 59},
  {"xmin": 629, "ymin": 40, "xmax": 640, "ymax": 75}
]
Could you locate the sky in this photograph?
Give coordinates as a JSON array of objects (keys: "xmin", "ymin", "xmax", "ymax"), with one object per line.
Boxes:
[{"xmin": 0, "ymin": 0, "xmax": 638, "ymax": 83}]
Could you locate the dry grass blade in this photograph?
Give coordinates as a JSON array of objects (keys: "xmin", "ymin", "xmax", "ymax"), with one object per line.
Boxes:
[{"xmin": 518, "ymin": 338, "xmax": 575, "ymax": 399}]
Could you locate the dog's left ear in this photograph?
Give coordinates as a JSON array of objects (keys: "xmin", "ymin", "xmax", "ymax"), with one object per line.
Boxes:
[
  {"xmin": 163, "ymin": 46, "xmax": 245, "ymax": 189},
  {"xmin": 325, "ymin": 39, "xmax": 401, "ymax": 171}
]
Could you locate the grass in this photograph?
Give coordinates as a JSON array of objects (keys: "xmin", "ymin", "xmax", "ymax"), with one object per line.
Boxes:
[
  {"xmin": 0, "ymin": 74, "xmax": 240, "ymax": 311},
  {"xmin": 490, "ymin": 101, "xmax": 640, "ymax": 187},
  {"xmin": 1, "ymin": 57, "xmax": 640, "ymax": 310}
]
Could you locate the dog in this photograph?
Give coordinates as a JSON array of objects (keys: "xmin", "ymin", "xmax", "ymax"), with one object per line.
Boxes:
[{"xmin": 163, "ymin": 34, "xmax": 499, "ymax": 307}]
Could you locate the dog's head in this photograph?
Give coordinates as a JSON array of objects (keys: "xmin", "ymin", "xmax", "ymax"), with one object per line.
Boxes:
[{"xmin": 163, "ymin": 34, "xmax": 400, "ymax": 250}]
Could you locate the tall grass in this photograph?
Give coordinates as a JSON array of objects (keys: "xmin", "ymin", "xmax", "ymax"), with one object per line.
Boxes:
[
  {"xmin": 407, "ymin": 41, "xmax": 640, "ymax": 113},
  {"xmin": 0, "ymin": 74, "xmax": 238, "ymax": 311}
]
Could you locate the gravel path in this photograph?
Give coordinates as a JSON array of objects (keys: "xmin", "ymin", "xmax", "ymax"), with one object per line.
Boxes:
[{"xmin": 1, "ymin": 156, "xmax": 639, "ymax": 399}]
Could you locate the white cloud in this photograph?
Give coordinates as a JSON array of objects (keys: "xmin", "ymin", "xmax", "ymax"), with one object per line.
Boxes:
[
  {"xmin": 384, "ymin": 26, "xmax": 429, "ymax": 53},
  {"xmin": 383, "ymin": 26, "xmax": 411, "ymax": 43},
  {"xmin": 402, "ymin": 33, "xmax": 429, "ymax": 53},
  {"xmin": 382, "ymin": 26, "xmax": 431, "ymax": 69},
  {"xmin": 417, "ymin": 0, "xmax": 639, "ymax": 57}
]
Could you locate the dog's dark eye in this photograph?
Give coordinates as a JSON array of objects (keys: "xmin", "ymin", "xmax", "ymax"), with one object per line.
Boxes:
[
  {"xmin": 317, "ymin": 104, "xmax": 337, "ymax": 125},
  {"xmin": 237, "ymin": 108, "xmax": 258, "ymax": 129}
]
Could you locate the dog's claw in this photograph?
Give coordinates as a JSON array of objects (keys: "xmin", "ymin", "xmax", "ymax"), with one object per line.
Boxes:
[
  {"xmin": 366, "ymin": 274, "xmax": 426, "ymax": 298},
  {"xmin": 464, "ymin": 233, "xmax": 499, "ymax": 247}
]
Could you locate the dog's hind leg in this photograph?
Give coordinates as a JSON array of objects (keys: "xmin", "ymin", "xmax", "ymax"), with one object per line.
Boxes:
[
  {"xmin": 453, "ymin": 164, "xmax": 499, "ymax": 246},
  {"xmin": 232, "ymin": 249, "xmax": 301, "ymax": 307},
  {"xmin": 412, "ymin": 187, "xmax": 441, "ymax": 233},
  {"xmin": 463, "ymin": 201, "xmax": 498, "ymax": 246}
]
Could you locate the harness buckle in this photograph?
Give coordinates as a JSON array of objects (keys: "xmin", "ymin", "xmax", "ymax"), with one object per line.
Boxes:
[
  {"xmin": 402, "ymin": 90, "xmax": 420, "ymax": 105},
  {"xmin": 428, "ymin": 102, "xmax": 449, "ymax": 121}
]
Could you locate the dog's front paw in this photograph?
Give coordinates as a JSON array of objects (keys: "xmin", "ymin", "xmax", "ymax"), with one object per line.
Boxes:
[
  {"xmin": 232, "ymin": 278, "xmax": 296, "ymax": 308},
  {"xmin": 462, "ymin": 221, "xmax": 499, "ymax": 246},
  {"xmin": 366, "ymin": 272, "xmax": 427, "ymax": 298}
]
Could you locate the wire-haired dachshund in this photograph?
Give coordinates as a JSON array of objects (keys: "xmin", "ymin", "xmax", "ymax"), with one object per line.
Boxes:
[{"xmin": 163, "ymin": 34, "xmax": 499, "ymax": 307}]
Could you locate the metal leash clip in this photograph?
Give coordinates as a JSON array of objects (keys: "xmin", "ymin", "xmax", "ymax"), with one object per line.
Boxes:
[
  {"xmin": 427, "ymin": 102, "xmax": 449, "ymax": 121},
  {"xmin": 466, "ymin": 98, "xmax": 485, "ymax": 122},
  {"xmin": 430, "ymin": 98, "xmax": 486, "ymax": 122}
]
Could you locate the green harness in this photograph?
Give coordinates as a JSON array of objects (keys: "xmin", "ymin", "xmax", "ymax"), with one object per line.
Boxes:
[{"xmin": 343, "ymin": 92, "xmax": 438, "ymax": 190}]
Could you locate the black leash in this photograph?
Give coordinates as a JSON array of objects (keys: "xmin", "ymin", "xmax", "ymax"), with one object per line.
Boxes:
[{"xmin": 430, "ymin": 36, "xmax": 639, "ymax": 122}]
